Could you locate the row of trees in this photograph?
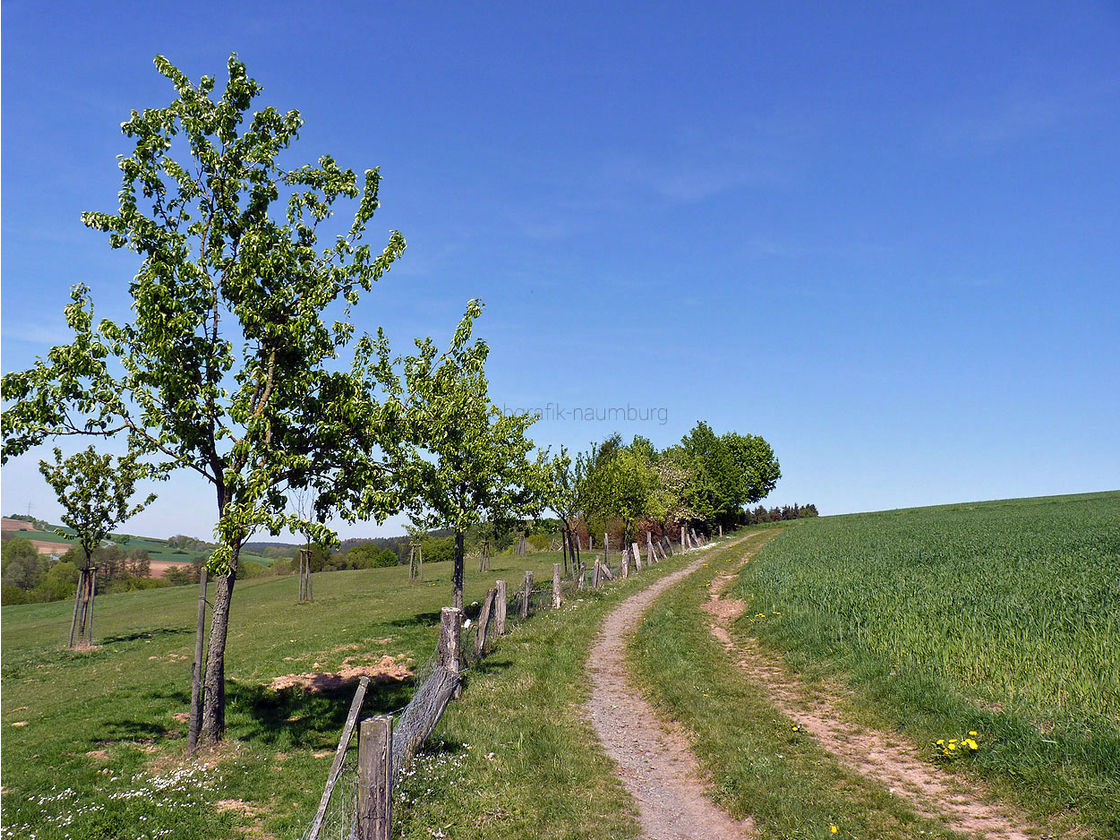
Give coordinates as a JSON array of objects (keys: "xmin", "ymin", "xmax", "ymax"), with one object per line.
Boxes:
[
  {"xmin": 0, "ymin": 55, "xmax": 784, "ymax": 748},
  {"xmin": 545, "ymin": 424, "xmax": 780, "ymax": 574},
  {"xmin": 1, "ymin": 538, "xmax": 163, "ymax": 604}
]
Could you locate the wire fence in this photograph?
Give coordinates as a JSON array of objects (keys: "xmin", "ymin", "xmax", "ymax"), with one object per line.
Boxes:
[
  {"xmin": 302, "ymin": 759, "xmax": 358, "ymax": 840},
  {"xmin": 301, "ymin": 533, "xmax": 713, "ymax": 839}
]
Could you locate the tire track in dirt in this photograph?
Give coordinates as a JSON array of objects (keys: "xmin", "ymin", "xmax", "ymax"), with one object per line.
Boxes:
[
  {"xmin": 584, "ymin": 533, "xmax": 769, "ymax": 840},
  {"xmin": 704, "ymin": 548, "xmax": 1042, "ymax": 840}
]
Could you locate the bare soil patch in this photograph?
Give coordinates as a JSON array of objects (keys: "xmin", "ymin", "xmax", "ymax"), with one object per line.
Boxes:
[
  {"xmin": 268, "ymin": 654, "xmax": 412, "ymax": 693},
  {"xmin": 705, "ymin": 553, "xmax": 1041, "ymax": 840},
  {"xmin": 585, "ymin": 534, "xmax": 770, "ymax": 840}
]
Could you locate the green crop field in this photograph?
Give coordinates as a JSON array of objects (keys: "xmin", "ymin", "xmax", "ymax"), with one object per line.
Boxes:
[{"xmin": 728, "ymin": 491, "xmax": 1120, "ymax": 836}]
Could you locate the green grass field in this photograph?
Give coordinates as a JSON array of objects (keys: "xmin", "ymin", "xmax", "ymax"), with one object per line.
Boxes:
[
  {"xmin": 1, "ymin": 547, "xmax": 698, "ymax": 839},
  {"xmin": 724, "ymin": 491, "xmax": 1118, "ymax": 837}
]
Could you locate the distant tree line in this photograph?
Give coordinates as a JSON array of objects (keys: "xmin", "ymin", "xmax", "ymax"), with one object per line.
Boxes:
[
  {"xmin": 1, "ymin": 537, "xmax": 163, "ymax": 604},
  {"xmin": 743, "ymin": 503, "xmax": 819, "ymax": 524}
]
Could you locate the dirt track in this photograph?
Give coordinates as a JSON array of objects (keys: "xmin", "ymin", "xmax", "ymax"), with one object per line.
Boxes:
[
  {"xmin": 703, "ymin": 549, "xmax": 1040, "ymax": 840},
  {"xmin": 584, "ymin": 534, "xmax": 765, "ymax": 840},
  {"xmin": 585, "ymin": 531, "xmax": 1042, "ymax": 840}
]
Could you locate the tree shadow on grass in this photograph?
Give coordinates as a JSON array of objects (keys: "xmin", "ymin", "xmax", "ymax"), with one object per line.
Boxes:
[
  {"xmin": 224, "ymin": 675, "xmax": 416, "ymax": 749},
  {"xmin": 100, "ymin": 627, "xmax": 193, "ymax": 645},
  {"xmin": 98, "ymin": 719, "xmax": 181, "ymax": 744},
  {"xmin": 465, "ymin": 654, "xmax": 513, "ymax": 679},
  {"xmin": 384, "ymin": 611, "xmax": 443, "ymax": 629}
]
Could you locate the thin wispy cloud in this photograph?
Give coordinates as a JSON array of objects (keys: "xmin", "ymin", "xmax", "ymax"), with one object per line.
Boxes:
[{"xmin": 925, "ymin": 80, "xmax": 1119, "ymax": 154}]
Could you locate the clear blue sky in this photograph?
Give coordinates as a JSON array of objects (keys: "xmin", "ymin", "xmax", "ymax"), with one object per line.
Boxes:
[{"xmin": 3, "ymin": 1, "xmax": 1118, "ymax": 540}]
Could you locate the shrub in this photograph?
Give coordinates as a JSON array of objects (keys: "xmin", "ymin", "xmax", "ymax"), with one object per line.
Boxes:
[{"xmin": 238, "ymin": 560, "xmax": 270, "ymax": 579}]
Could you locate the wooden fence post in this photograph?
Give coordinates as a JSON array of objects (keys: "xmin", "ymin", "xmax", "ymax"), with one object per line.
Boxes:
[
  {"xmin": 474, "ymin": 588, "xmax": 496, "ymax": 657},
  {"xmin": 494, "ymin": 580, "xmax": 507, "ymax": 635},
  {"xmin": 519, "ymin": 571, "xmax": 533, "ymax": 619},
  {"xmin": 719, "ymin": 524, "xmax": 723, "ymax": 538},
  {"xmin": 632, "ymin": 542, "xmax": 642, "ymax": 571},
  {"xmin": 577, "ymin": 563, "xmax": 585, "ymax": 590},
  {"xmin": 438, "ymin": 607, "xmax": 463, "ymax": 679},
  {"xmin": 593, "ymin": 558, "xmax": 602, "ymax": 589},
  {"xmin": 552, "ymin": 564, "xmax": 562, "ymax": 608},
  {"xmin": 356, "ymin": 715, "xmax": 392, "ymax": 840},
  {"xmin": 621, "ymin": 550, "xmax": 629, "ymax": 579}
]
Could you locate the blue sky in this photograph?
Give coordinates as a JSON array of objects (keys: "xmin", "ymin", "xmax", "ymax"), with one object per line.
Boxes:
[{"xmin": 3, "ymin": 1, "xmax": 1118, "ymax": 540}]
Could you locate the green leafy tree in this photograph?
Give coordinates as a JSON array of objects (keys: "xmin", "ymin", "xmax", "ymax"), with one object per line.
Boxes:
[
  {"xmin": 723, "ymin": 432, "xmax": 781, "ymax": 505},
  {"xmin": 343, "ymin": 542, "xmax": 399, "ymax": 569},
  {"xmin": 544, "ymin": 447, "xmax": 588, "ymax": 574},
  {"xmin": 37, "ymin": 561, "xmax": 81, "ymax": 602},
  {"xmin": 582, "ymin": 437, "xmax": 658, "ymax": 545},
  {"xmin": 1, "ymin": 537, "xmax": 46, "ymax": 591},
  {"xmin": 386, "ymin": 301, "xmax": 547, "ymax": 609},
  {"xmin": 679, "ymin": 422, "xmax": 780, "ymax": 527},
  {"xmin": 1, "ymin": 55, "xmax": 406, "ymax": 744},
  {"xmin": 38, "ymin": 445, "xmax": 156, "ymax": 646}
]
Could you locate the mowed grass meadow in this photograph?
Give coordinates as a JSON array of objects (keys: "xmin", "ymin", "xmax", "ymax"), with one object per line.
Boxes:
[
  {"xmin": 1, "ymin": 543, "xmax": 707, "ymax": 840},
  {"xmin": 0, "ymin": 549, "xmax": 565, "ymax": 838},
  {"xmin": 730, "ymin": 491, "xmax": 1120, "ymax": 837}
]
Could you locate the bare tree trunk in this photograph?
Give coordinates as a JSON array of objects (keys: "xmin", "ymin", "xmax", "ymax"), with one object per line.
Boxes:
[
  {"xmin": 452, "ymin": 528, "xmax": 465, "ymax": 610},
  {"xmin": 200, "ymin": 556, "xmax": 238, "ymax": 745},
  {"xmin": 573, "ymin": 524, "xmax": 581, "ymax": 576},
  {"xmin": 187, "ymin": 567, "xmax": 208, "ymax": 755}
]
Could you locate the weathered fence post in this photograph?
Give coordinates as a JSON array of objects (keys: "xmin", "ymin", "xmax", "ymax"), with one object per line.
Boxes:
[
  {"xmin": 552, "ymin": 563, "xmax": 562, "ymax": 609},
  {"xmin": 621, "ymin": 550, "xmax": 629, "ymax": 579},
  {"xmin": 519, "ymin": 571, "xmax": 533, "ymax": 619},
  {"xmin": 719, "ymin": 524, "xmax": 723, "ymax": 538},
  {"xmin": 494, "ymin": 580, "xmax": 507, "ymax": 635},
  {"xmin": 356, "ymin": 715, "xmax": 392, "ymax": 840},
  {"xmin": 589, "ymin": 533, "xmax": 594, "ymax": 550},
  {"xmin": 577, "ymin": 562, "xmax": 585, "ymax": 590},
  {"xmin": 632, "ymin": 542, "xmax": 642, "ymax": 571},
  {"xmin": 475, "ymin": 587, "xmax": 496, "ymax": 657},
  {"xmin": 439, "ymin": 606, "xmax": 463, "ymax": 680},
  {"xmin": 603, "ymin": 532, "xmax": 609, "ymax": 557}
]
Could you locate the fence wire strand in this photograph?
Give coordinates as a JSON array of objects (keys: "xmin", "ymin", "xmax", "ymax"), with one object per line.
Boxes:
[{"xmin": 302, "ymin": 538, "xmax": 715, "ymax": 839}]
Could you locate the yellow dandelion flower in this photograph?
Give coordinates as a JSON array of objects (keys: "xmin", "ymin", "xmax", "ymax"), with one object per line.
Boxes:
[
  {"xmin": 830, "ymin": 825, "xmax": 839, "ymax": 834},
  {"xmin": 969, "ymin": 731, "xmax": 978, "ymax": 736},
  {"xmin": 964, "ymin": 739, "xmax": 978, "ymax": 750},
  {"xmin": 936, "ymin": 739, "xmax": 944, "ymax": 745}
]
